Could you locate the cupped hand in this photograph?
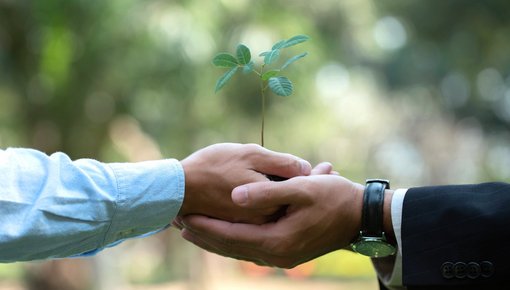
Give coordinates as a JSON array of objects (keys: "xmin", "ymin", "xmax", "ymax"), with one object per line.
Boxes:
[
  {"xmin": 177, "ymin": 143, "xmax": 311, "ymax": 225},
  {"xmin": 179, "ymin": 173, "xmax": 365, "ymax": 268}
]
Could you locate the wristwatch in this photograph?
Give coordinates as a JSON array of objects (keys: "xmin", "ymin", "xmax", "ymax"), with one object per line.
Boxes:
[{"xmin": 351, "ymin": 179, "xmax": 396, "ymax": 258}]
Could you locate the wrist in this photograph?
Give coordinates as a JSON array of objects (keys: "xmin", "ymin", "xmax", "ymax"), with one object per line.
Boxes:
[
  {"xmin": 178, "ymin": 159, "xmax": 197, "ymax": 216},
  {"xmin": 350, "ymin": 183, "xmax": 365, "ymax": 244},
  {"xmin": 351, "ymin": 179, "xmax": 396, "ymax": 257}
]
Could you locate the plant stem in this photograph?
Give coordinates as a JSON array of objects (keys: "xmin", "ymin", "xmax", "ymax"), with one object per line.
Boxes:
[{"xmin": 260, "ymin": 81, "xmax": 266, "ymax": 147}]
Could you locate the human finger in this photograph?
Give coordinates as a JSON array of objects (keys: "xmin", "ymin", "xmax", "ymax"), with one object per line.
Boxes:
[
  {"xmin": 244, "ymin": 144, "xmax": 311, "ymax": 178},
  {"xmin": 181, "ymin": 215, "xmax": 270, "ymax": 248},
  {"xmin": 231, "ymin": 179, "xmax": 310, "ymax": 208},
  {"xmin": 310, "ymin": 162, "xmax": 333, "ymax": 175},
  {"xmin": 181, "ymin": 228, "xmax": 270, "ymax": 266},
  {"xmin": 183, "ymin": 227, "xmax": 303, "ymax": 269}
]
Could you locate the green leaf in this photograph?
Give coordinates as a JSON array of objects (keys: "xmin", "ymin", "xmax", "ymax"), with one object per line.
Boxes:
[
  {"xmin": 259, "ymin": 51, "xmax": 270, "ymax": 57},
  {"xmin": 281, "ymin": 52, "xmax": 308, "ymax": 70},
  {"xmin": 272, "ymin": 40, "xmax": 286, "ymax": 50},
  {"xmin": 264, "ymin": 49, "xmax": 280, "ymax": 65},
  {"xmin": 212, "ymin": 53, "xmax": 238, "ymax": 67},
  {"xmin": 268, "ymin": 76, "xmax": 293, "ymax": 96},
  {"xmin": 281, "ymin": 35, "xmax": 310, "ymax": 48},
  {"xmin": 215, "ymin": 67, "xmax": 238, "ymax": 92},
  {"xmin": 236, "ymin": 44, "xmax": 251, "ymax": 65},
  {"xmin": 261, "ymin": 70, "xmax": 280, "ymax": 81},
  {"xmin": 243, "ymin": 61, "xmax": 254, "ymax": 74}
]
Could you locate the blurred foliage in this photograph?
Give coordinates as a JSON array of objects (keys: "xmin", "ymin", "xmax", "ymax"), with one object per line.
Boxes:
[
  {"xmin": 1, "ymin": 0, "xmax": 510, "ymax": 289},
  {"xmin": 0, "ymin": 263, "xmax": 22, "ymax": 280}
]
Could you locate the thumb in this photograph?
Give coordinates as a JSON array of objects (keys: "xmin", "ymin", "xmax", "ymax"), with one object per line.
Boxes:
[
  {"xmin": 311, "ymin": 162, "xmax": 334, "ymax": 175},
  {"xmin": 232, "ymin": 179, "xmax": 310, "ymax": 209},
  {"xmin": 248, "ymin": 146, "xmax": 312, "ymax": 178}
]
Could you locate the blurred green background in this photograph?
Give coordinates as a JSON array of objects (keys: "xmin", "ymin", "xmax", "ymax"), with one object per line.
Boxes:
[{"xmin": 1, "ymin": 0, "xmax": 510, "ymax": 289}]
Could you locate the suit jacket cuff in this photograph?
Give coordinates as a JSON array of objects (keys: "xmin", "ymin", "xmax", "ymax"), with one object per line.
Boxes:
[{"xmin": 372, "ymin": 188, "xmax": 407, "ymax": 290}]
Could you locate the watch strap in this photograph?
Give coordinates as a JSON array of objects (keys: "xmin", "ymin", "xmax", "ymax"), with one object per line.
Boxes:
[{"xmin": 361, "ymin": 179, "xmax": 389, "ymax": 237}]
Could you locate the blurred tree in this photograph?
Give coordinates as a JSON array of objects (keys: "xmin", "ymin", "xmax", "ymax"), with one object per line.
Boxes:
[
  {"xmin": 374, "ymin": 0, "xmax": 510, "ymax": 131},
  {"xmin": 0, "ymin": 0, "xmax": 199, "ymax": 289},
  {"xmin": 1, "ymin": 0, "xmax": 510, "ymax": 289}
]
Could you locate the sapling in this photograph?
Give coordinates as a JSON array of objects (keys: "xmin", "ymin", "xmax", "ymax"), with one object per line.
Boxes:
[{"xmin": 212, "ymin": 34, "xmax": 309, "ymax": 147}]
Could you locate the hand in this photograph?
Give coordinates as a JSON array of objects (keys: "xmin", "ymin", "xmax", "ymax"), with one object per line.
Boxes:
[
  {"xmin": 179, "ymin": 169, "xmax": 366, "ymax": 268},
  {"xmin": 177, "ymin": 143, "xmax": 312, "ymax": 224}
]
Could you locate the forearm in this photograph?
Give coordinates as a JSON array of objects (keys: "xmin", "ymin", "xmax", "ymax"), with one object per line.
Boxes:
[{"xmin": 0, "ymin": 148, "xmax": 184, "ymax": 262}]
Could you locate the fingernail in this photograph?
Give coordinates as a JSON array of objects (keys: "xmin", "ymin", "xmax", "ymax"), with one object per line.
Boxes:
[
  {"xmin": 300, "ymin": 160, "xmax": 312, "ymax": 175},
  {"xmin": 232, "ymin": 186, "xmax": 248, "ymax": 205}
]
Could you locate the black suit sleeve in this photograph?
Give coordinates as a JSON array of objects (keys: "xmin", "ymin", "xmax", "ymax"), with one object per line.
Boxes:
[{"xmin": 400, "ymin": 182, "xmax": 510, "ymax": 289}]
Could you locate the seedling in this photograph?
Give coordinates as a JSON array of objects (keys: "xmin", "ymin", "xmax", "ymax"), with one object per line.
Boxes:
[{"xmin": 213, "ymin": 34, "xmax": 309, "ymax": 147}]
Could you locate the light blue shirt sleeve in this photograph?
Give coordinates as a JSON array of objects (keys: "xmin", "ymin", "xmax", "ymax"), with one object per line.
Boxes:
[{"xmin": 0, "ymin": 148, "xmax": 185, "ymax": 263}]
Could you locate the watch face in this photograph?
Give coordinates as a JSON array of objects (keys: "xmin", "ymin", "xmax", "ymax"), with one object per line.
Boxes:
[{"xmin": 352, "ymin": 238, "xmax": 396, "ymax": 258}]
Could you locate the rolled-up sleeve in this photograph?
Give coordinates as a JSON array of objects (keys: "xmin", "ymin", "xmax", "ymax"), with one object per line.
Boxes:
[{"xmin": 0, "ymin": 148, "xmax": 184, "ymax": 262}]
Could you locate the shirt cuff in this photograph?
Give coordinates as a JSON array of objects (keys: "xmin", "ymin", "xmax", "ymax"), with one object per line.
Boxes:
[
  {"xmin": 103, "ymin": 159, "xmax": 185, "ymax": 247},
  {"xmin": 373, "ymin": 188, "xmax": 408, "ymax": 290}
]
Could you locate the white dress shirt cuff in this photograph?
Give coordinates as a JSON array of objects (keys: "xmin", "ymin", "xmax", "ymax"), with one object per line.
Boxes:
[{"xmin": 372, "ymin": 188, "xmax": 408, "ymax": 290}]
